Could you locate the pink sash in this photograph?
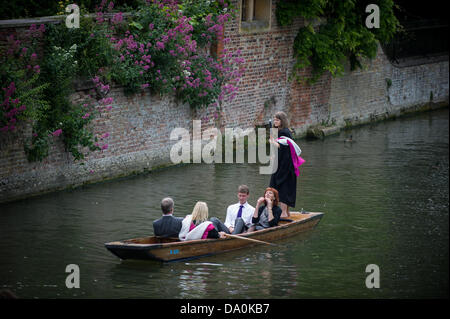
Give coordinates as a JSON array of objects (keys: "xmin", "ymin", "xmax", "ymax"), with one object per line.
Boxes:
[
  {"xmin": 190, "ymin": 222, "xmax": 215, "ymax": 239},
  {"xmin": 285, "ymin": 139, "xmax": 305, "ymax": 177}
]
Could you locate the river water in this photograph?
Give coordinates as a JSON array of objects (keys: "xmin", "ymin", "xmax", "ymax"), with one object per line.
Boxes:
[{"xmin": 0, "ymin": 109, "xmax": 448, "ymax": 299}]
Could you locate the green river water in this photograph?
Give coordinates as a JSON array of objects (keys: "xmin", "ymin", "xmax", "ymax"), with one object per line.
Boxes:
[{"xmin": 0, "ymin": 108, "xmax": 448, "ymax": 299}]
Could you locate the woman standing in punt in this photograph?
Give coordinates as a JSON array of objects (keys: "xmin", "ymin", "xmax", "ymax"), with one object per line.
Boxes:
[{"xmin": 269, "ymin": 111, "xmax": 298, "ymax": 218}]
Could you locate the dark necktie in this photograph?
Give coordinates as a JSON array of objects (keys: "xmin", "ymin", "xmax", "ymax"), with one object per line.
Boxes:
[{"xmin": 237, "ymin": 205, "xmax": 244, "ymax": 218}]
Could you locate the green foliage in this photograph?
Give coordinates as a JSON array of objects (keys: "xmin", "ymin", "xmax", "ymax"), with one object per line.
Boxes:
[
  {"xmin": 2, "ymin": 0, "xmax": 240, "ymax": 162},
  {"xmin": 44, "ymin": 18, "xmax": 114, "ymax": 79},
  {"xmin": 180, "ymin": 0, "xmax": 235, "ymax": 47},
  {"xmin": 106, "ymin": 0, "xmax": 240, "ymax": 107},
  {"xmin": 1, "ymin": 18, "xmax": 106, "ymax": 162},
  {"xmin": 276, "ymin": 0, "xmax": 326, "ymax": 24},
  {"xmin": 0, "ymin": 25, "xmax": 50, "ymax": 134},
  {"xmin": 60, "ymin": 105, "xmax": 101, "ymax": 161},
  {"xmin": 277, "ymin": 0, "xmax": 399, "ymax": 83}
]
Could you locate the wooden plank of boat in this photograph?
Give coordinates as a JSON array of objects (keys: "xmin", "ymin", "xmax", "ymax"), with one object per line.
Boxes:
[{"xmin": 104, "ymin": 211, "xmax": 323, "ymax": 262}]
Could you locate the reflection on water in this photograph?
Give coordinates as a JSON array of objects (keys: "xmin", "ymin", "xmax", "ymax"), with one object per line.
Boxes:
[{"xmin": 0, "ymin": 108, "xmax": 448, "ymax": 298}]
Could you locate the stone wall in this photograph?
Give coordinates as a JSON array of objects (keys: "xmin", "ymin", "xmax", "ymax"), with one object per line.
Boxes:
[
  {"xmin": 328, "ymin": 48, "xmax": 449, "ymax": 128},
  {"xmin": 0, "ymin": 0, "xmax": 448, "ymax": 203},
  {"xmin": 0, "ymin": 87, "xmax": 196, "ymax": 203}
]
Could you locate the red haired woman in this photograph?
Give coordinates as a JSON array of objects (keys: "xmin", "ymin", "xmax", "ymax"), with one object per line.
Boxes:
[{"xmin": 248, "ymin": 188, "xmax": 282, "ymax": 232}]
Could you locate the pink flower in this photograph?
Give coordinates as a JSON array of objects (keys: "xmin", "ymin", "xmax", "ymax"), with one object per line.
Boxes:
[
  {"xmin": 82, "ymin": 113, "xmax": 90, "ymax": 119},
  {"xmin": 30, "ymin": 53, "xmax": 37, "ymax": 60},
  {"xmin": 112, "ymin": 12, "xmax": 124, "ymax": 24},
  {"xmin": 96, "ymin": 12, "xmax": 104, "ymax": 24},
  {"xmin": 101, "ymin": 97, "xmax": 114, "ymax": 105},
  {"xmin": 102, "ymin": 132, "xmax": 109, "ymax": 138},
  {"xmin": 156, "ymin": 41, "xmax": 165, "ymax": 50},
  {"xmin": 101, "ymin": 144, "xmax": 108, "ymax": 150},
  {"xmin": 100, "ymin": 84, "xmax": 110, "ymax": 93},
  {"xmin": 52, "ymin": 129, "xmax": 62, "ymax": 137}
]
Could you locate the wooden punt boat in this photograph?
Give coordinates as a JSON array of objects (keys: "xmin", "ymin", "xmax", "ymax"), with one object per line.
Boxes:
[{"xmin": 104, "ymin": 211, "xmax": 323, "ymax": 262}]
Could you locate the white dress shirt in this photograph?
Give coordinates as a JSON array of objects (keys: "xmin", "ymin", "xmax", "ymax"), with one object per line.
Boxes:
[{"xmin": 224, "ymin": 202, "xmax": 255, "ymax": 228}]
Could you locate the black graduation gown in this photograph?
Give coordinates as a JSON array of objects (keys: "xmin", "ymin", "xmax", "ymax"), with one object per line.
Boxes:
[{"xmin": 269, "ymin": 128, "xmax": 297, "ymax": 207}]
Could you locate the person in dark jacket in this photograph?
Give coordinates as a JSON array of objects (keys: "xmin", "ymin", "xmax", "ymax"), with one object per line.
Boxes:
[
  {"xmin": 248, "ymin": 187, "xmax": 282, "ymax": 232},
  {"xmin": 153, "ymin": 197, "xmax": 183, "ymax": 238},
  {"xmin": 269, "ymin": 111, "xmax": 297, "ymax": 217}
]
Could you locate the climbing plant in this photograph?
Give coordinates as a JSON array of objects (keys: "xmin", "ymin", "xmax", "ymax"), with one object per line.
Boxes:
[
  {"xmin": 1, "ymin": 0, "xmax": 243, "ymax": 162},
  {"xmin": 276, "ymin": 0, "xmax": 400, "ymax": 83}
]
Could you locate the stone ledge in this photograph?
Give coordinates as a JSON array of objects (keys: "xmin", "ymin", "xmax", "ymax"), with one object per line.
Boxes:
[
  {"xmin": 0, "ymin": 12, "xmax": 133, "ymax": 28},
  {"xmin": 0, "ymin": 16, "xmax": 64, "ymax": 28},
  {"xmin": 388, "ymin": 53, "xmax": 448, "ymax": 69},
  {"xmin": 306, "ymin": 125, "xmax": 340, "ymax": 139}
]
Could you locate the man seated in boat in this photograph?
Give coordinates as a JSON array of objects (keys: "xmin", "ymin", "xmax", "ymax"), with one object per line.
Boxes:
[
  {"xmin": 210, "ymin": 185, "xmax": 255, "ymax": 234},
  {"xmin": 179, "ymin": 202, "xmax": 227, "ymax": 240},
  {"xmin": 153, "ymin": 197, "xmax": 184, "ymax": 238},
  {"xmin": 247, "ymin": 187, "xmax": 282, "ymax": 232}
]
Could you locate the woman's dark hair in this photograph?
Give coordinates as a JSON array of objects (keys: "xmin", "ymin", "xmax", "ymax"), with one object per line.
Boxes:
[
  {"xmin": 264, "ymin": 187, "xmax": 279, "ymax": 207},
  {"xmin": 274, "ymin": 111, "xmax": 289, "ymax": 129}
]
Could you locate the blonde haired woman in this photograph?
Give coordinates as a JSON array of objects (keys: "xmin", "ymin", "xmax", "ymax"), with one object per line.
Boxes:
[{"xmin": 179, "ymin": 202, "xmax": 226, "ymax": 241}]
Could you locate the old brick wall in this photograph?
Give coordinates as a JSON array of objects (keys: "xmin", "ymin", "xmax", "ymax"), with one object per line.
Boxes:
[
  {"xmin": 0, "ymin": 87, "xmax": 197, "ymax": 202},
  {"xmin": 328, "ymin": 46, "xmax": 449, "ymax": 127},
  {"xmin": 220, "ymin": 0, "xmax": 322, "ymax": 131},
  {"xmin": 0, "ymin": 1, "xmax": 448, "ymax": 203}
]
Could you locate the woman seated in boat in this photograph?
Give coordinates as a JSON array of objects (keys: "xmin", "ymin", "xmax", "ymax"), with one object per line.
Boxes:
[
  {"xmin": 179, "ymin": 201, "xmax": 227, "ymax": 241},
  {"xmin": 247, "ymin": 187, "xmax": 282, "ymax": 232}
]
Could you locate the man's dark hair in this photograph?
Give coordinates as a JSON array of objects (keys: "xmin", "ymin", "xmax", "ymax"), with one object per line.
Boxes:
[
  {"xmin": 238, "ymin": 185, "xmax": 250, "ymax": 194},
  {"xmin": 161, "ymin": 197, "xmax": 174, "ymax": 214}
]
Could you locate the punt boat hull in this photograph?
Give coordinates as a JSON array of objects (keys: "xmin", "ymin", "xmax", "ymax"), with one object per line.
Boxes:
[{"xmin": 105, "ymin": 212, "xmax": 323, "ymax": 262}]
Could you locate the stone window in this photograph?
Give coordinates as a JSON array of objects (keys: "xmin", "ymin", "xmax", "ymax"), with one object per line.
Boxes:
[{"xmin": 240, "ymin": 0, "xmax": 271, "ymax": 32}]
